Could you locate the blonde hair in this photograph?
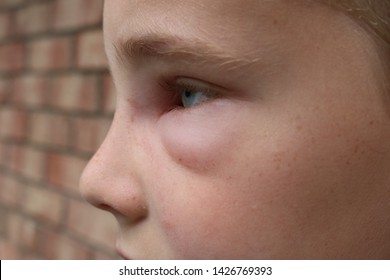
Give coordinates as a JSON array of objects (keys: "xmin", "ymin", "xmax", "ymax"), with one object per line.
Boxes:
[
  {"xmin": 323, "ymin": 0, "xmax": 389, "ymax": 89},
  {"xmin": 325, "ymin": 0, "xmax": 390, "ymax": 49}
]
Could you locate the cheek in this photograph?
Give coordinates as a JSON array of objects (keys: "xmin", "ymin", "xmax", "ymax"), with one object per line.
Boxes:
[
  {"xmin": 155, "ymin": 105, "xmax": 390, "ymax": 258},
  {"xmin": 153, "ymin": 124, "xmax": 301, "ymax": 258},
  {"xmin": 158, "ymin": 100, "xmax": 246, "ymax": 172},
  {"xmin": 153, "ymin": 152, "xmax": 303, "ymax": 259}
]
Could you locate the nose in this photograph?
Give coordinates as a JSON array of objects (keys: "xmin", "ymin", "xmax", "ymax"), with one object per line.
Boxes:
[{"xmin": 79, "ymin": 115, "xmax": 148, "ymax": 223}]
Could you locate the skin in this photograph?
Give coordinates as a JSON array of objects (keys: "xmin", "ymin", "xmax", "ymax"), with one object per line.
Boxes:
[{"xmin": 79, "ymin": 0, "xmax": 390, "ymax": 259}]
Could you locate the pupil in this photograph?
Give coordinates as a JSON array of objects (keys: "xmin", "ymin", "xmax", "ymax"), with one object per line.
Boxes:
[{"xmin": 184, "ymin": 90, "xmax": 192, "ymax": 98}]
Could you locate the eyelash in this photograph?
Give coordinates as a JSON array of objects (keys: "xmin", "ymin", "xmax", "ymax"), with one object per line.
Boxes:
[{"xmin": 160, "ymin": 78, "xmax": 218, "ymax": 109}]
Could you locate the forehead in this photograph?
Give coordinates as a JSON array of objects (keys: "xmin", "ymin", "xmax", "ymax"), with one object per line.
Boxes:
[
  {"xmin": 104, "ymin": 0, "xmax": 284, "ymax": 27},
  {"xmin": 103, "ymin": 0, "xmax": 312, "ymax": 58},
  {"xmin": 103, "ymin": 1, "xmax": 370, "ymax": 80}
]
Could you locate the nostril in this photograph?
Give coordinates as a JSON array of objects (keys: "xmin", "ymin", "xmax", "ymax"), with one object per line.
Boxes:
[
  {"xmin": 98, "ymin": 203, "xmax": 113, "ymax": 211},
  {"xmin": 96, "ymin": 203, "xmax": 122, "ymax": 216},
  {"xmin": 97, "ymin": 201, "xmax": 148, "ymax": 225}
]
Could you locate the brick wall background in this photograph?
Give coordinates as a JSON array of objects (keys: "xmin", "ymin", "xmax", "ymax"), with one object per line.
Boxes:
[{"xmin": 0, "ymin": 0, "xmax": 119, "ymax": 259}]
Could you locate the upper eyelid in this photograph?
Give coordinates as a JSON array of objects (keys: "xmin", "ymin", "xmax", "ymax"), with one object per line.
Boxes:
[
  {"xmin": 162, "ymin": 77, "xmax": 222, "ymax": 95},
  {"xmin": 176, "ymin": 79, "xmax": 217, "ymax": 93}
]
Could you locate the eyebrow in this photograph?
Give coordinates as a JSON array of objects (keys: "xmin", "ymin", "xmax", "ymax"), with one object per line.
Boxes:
[{"xmin": 114, "ymin": 33, "xmax": 259, "ymax": 70}]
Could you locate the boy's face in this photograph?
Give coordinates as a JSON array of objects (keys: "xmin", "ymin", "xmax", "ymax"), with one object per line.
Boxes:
[{"xmin": 80, "ymin": 0, "xmax": 390, "ymax": 259}]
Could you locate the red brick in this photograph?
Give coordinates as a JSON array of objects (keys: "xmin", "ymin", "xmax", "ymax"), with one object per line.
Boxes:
[
  {"xmin": 49, "ymin": 74, "xmax": 98, "ymax": 112},
  {"xmin": 103, "ymin": 74, "xmax": 116, "ymax": 113},
  {"xmin": 0, "ymin": 43, "xmax": 25, "ymax": 72},
  {"xmin": 8, "ymin": 212, "xmax": 23, "ymax": 244},
  {"xmin": 0, "ymin": 238, "xmax": 20, "ymax": 259},
  {"xmin": 28, "ymin": 37, "xmax": 71, "ymax": 70},
  {"xmin": 0, "ymin": 0, "xmax": 23, "ymax": 8},
  {"xmin": 0, "ymin": 143, "xmax": 4, "ymax": 167},
  {"xmin": 30, "ymin": 112, "xmax": 69, "ymax": 147},
  {"xmin": 0, "ymin": 107, "xmax": 28, "ymax": 139},
  {"xmin": 20, "ymin": 251, "xmax": 44, "ymax": 260},
  {"xmin": 35, "ymin": 226, "xmax": 54, "ymax": 257},
  {"xmin": 0, "ymin": 13, "xmax": 11, "ymax": 40},
  {"xmin": 53, "ymin": 0, "xmax": 103, "ymax": 31},
  {"xmin": 91, "ymin": 250, "xmax": 119, "ymax": 260},
  {"xmin": 8, "ymin": 144, "xmax": 22, "ymax": 173},
  {"xmin": 36, "ymin": 227, "xmax": 74, "ymax": 259},
  {"xmin": 15, "ymin": 2, "xmax": 53, "ymax": 35},
  {"xmin": 67, "ymin": 199, "xmax": 117, "ymax": 249},
  {"xmin": 22, "ymin": 184, "xmax": 63, "ymax": 223},
  {"xmin": 0, "ymin": 142, "xmax": 8, "ymax": 167},
  {"xmin": 47, "ymin": 153, "xmax": 88, "ymax": 194},
  {"xmin": 0, "ymin": 78, "xmax": 10, "ymax": 103},
  {"xmin": 20, "ymin": 146, "xmax": 45, "ymax": 182},
  {"xmin": 0, "ymin": 175, "xmax": 24, "ymax": 207},
  {"xmin": 72, "ymin": 117, "xmax": 111, "ymax": 153},
  {"xmin": 76, "ymin": 30, "xmax": 108, "ymax": 69},
  {"xmin": 55, "ymin": 235, "xmax": 92, "ymax": 259},
  {"xmin": 18, "ymin": 217, "xmax": 39, "ymax": 249},
  {"xmin": 11, "ymin": 75, "xmax": 47, "ymax": 107},
  {"xmin": 38, "ymin": 229, "xmax": 91, "ymax": 259},
  {"xmin": 0, "ymin": 207, "xmax": 8, "ymax": 236}
]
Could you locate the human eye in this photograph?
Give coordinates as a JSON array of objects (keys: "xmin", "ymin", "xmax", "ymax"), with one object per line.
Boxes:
[{"xmin": 161, "ymin": 78, "xmax": 218, "ymax": 109}]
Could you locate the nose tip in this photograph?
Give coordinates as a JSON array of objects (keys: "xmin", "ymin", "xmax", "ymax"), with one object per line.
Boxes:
[{"xmin": 79, "ymin": 148, "xmax": 148, "ymax": 224}]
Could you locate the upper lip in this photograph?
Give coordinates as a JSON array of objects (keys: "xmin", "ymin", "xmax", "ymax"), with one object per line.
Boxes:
[{"xmin": 116, "ymin": 243, "xmax": 132, "ymax": 260}]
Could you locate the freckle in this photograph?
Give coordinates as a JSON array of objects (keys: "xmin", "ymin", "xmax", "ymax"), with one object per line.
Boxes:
[
  {"xmin": 296, "ymin": 125, "xmax": 302, "ymax": 131},
  {"xmin": 345, "ymin": 160, "xmax": 350, "ymax": 165},
  {"xmin": 369, "ymin": 121, "xmax": 374, "ymax": 125},
  {"xmin": 273, "ymin": 19, "xmax": 278, "ymax": 25}
]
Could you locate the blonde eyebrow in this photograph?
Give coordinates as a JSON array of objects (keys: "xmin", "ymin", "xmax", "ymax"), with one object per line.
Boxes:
[{"xmin": 114, "ymin": 33, "xmax": 259, "ymax": 70}]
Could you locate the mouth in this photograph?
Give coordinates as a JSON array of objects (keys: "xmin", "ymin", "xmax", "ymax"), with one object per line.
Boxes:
[{"xmin": 115, "ymin": 244, "xmax": 132, "ymax": 260}]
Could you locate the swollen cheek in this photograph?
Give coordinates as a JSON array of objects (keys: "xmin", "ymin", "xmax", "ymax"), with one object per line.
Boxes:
[{"xmin": 158, "ymin": 104, "xmax": 241, "ymax": 172}]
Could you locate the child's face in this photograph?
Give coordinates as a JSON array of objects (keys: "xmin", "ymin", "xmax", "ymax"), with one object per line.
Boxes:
[{"xmin": 80, "ymin": 0, "xmax": 390, "ymax": 259}]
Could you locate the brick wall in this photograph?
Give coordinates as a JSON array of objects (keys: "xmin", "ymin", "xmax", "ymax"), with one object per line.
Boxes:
[{"xmin": 0, "ymin": 0, "xmax": 119, "ymax": 259}]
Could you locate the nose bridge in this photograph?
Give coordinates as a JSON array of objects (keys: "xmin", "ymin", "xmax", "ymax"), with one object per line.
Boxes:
[{"xmin": 79, "ymin": 114, "xmax": 148, "ymax": 222}]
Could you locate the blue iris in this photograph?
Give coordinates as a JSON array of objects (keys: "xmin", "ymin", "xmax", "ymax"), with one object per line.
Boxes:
[{"xmin": 181, "ymin": 88, "xmax": 209, "ymax": 108}]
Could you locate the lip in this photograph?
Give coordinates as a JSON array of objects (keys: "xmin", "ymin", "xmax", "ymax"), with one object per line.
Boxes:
[{"xmin": 115, "ymin": 243, "xmax": 132, "ymax": 260}]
